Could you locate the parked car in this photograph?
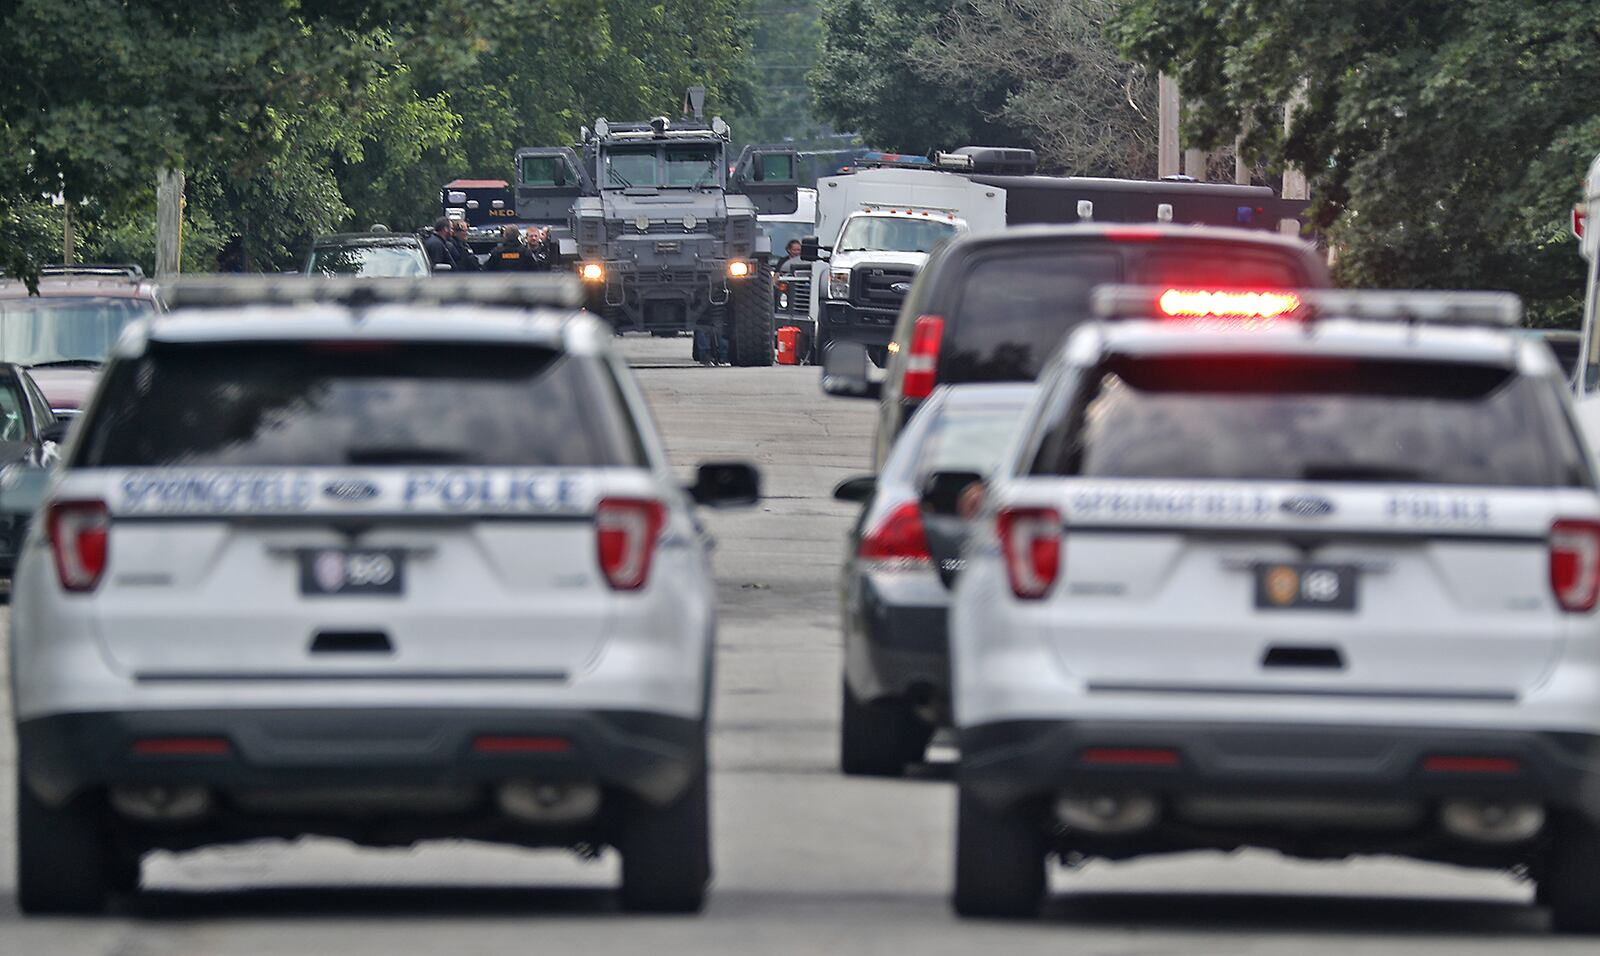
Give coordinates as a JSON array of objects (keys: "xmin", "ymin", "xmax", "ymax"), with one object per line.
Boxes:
[
  {"xmin": 833, "ymin": 383, "xmax": 1033, "ymax": 776},
  {"xmin": 0, "ymin": 364, "xmax": 67, "ymax": 587},
  {"xmin": 0, "ymin": 264, "xmax": 162, "ymax": 418},
  {"xmin": 304, "ymin": 232, "xmax": 434, "ymax": 277}
]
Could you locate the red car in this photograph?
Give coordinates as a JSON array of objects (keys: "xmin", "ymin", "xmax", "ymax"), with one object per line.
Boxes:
[{"xmin": 0, "ymin": 265, "xmax": 162, "ymax": 418}]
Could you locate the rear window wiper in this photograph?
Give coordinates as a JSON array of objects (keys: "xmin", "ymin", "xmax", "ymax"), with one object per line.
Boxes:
[
  {"xmin": 27, "ymin": 359, "xmax": 102, "ymax": 369},
  {"xmin": 346, "ymin": 446, "xmax": 472, "ymax": 465},
  {"xmin": 1300, "ymin": 463, "xmax": 1428, "ymax": 483}
]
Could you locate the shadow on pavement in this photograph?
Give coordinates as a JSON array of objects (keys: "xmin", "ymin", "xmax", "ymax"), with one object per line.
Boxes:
[
  {"xmin": 1041, "ymin": 890, "xmax": 1548, "ymax": 937},
  {"xmin": 121, "ymin": 885, "xmax": 625, "ymax": 920}
]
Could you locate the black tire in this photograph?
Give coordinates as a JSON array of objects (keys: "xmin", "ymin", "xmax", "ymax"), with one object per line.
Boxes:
[
  {"xmin": 840, "ymin": 679, "xmax": 931, "ymax": 777},
  {"xmin": 1542, "ymin": 812, "xmax": 1600, "ymax": 933},
  {"xmin": 726, "ymin": 263, "xmax": 774, "ymax": 367},
  {"xmin": 952, "ymin": 785, "xmax": 1047, "ymax": 919},
  {"xmin": 15, "ymin": 770, "xmax": 117, "ymax": 915},
  {"xmin": 618, "ymin": 768, "xmax": 711, "ymax": 913}
]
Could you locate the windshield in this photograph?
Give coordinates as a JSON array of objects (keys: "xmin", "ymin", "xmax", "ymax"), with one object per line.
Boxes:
[
  {"xmin": 308, "ymin": 244, "xmax": 429, "ymax": 277},
  {"xmin": 605, "ymin": 148, "xmax": 658, "ymax": 188},
  {"xmin": 913, "ymin": 401, "xmax": 1028, "ymax": 481},
  {"xmin": 837, "ymin": 216, "xmax": 955, "ymax": 254},
  {"xmin": 665, "ymin": 146, "xmax": 720, "ymax": 187},
  {"xmin": 1030, "ymin": 354, "xmax": 1590, "ymax": 488},
  {"xmin": 763, "ymin": 221, "xmax": 813, "ymax": 256},
  {"xmin": 0, "ymin": 296, "xmax": 154, "ymax": 366},
  {"xmin": 77, "ymin": 343, "xmax": 644, "ymax": 468}
]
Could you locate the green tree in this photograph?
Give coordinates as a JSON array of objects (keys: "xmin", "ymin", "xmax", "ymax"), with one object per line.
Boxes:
[
  {"xmin": 810, "ymin": 0, "xmax": 1026, "ymax": 155},
  {"xmin": 1115, "ymin": 0, "xmax": 1600, "ymax": 325}
]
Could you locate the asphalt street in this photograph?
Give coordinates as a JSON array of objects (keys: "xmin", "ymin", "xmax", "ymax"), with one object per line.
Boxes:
[{"xmin": 0, "ymin": 335, "xmax": 1584, "ymax": 954}]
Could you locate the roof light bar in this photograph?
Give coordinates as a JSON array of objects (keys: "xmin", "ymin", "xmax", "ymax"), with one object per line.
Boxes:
[
  {"xmin": 1092, "ymin": 286, "xmax": 1523, "ymax": 327},
  {"xmin": 163, "ymin": 275, "xmax": 585, "ymax": 311}
]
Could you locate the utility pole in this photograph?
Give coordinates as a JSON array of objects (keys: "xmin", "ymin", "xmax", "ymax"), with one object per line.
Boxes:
[
  {"xmin": 1157, "ymin": 73, "xmax": 1180, "ymax": 179},
  {"xmin": 1280, "ymin": 85, "xmax": 1309, "ymax": 235},
  {"xmin": 1234, "ymin": 135, "xmax": 1250, "ymax": 186},
  {"xmin": 61, "ymin": 204, "xmax": 74, "ymax": 264},
  {"xmin": 156, "ymin": 168, "xmax": 185, "ymax": 279}
]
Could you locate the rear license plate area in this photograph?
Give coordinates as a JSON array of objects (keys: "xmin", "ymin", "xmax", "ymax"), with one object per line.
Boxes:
[
  {"xmin": 1253, "ymin": 562, "xmax": 1357, "ymax": 611},
  {"xmin": 299, "ymin": 548, "xmax": 405, "ymax": 597}
]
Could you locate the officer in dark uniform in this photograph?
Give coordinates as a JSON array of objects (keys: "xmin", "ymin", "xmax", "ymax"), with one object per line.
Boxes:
[
  {"xmin": 448, "ymin": 219, "xmax": 480, "ymax": 271},
  {"xmin": 422, "ymin": 217, "xmax": 454, "ymax": 270},
  {"xmin": 485, "ymin": 225, "xmax": 530, "ymax": 271}
]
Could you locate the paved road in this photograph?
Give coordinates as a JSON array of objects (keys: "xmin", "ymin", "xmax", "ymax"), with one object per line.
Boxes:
[{"xmin": 0, "ymin": 336, "xmax": 1583, "ymax": 954}]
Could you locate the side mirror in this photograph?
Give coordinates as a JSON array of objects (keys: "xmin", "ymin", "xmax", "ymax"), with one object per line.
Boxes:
[
  {"xmin": 690, "ymin": 461, "xmax": 761, "ymax": 508},
  {"xmin": 40, "ymin": 421, "xmax": 70, "ymax": 445},
  {"xmin": 433, "ymin": 262, "xmax": 453, "ymax": 273},
  {"xmin": 920, "ymin": 470, "xmax": 984, "ymax": 517},
  {"xmin": 799, "ymin": 236, "xmax": 825, "ymax": 262},
  {"xmin": 820, "ymin": 340, "xmax": 882, "ymax": 400},
  {"xmin": 832, "ymin": 475, "xmax": 877, "ymax": 503}
]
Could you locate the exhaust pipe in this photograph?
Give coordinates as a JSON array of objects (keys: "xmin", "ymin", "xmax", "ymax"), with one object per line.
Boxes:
[
  {"xmin": 1054, "ymin": 793, "xmax": 1159, "ymax": 835},
  {"xmin": 110, "ymin": 784, "xmax": 213, "ymax": 823},
  {"xmin": 1440, "ymin": 799, "xmax": 1545, "ymax": 844},
  {"xmin": 498, "ymin": 781, "xmax": 602, "ymax": 825}
]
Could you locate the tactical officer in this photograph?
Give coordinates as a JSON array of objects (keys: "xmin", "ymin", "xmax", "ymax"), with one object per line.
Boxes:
[
  {"xmin": 423, "ymin": 218, "xmax": 454, "ymax": 270},
  {"xmin": 485, "ymin": 225, "xmax": 530, "ymax": 271},
  {"xmin": 448, "ymin": 220, "xmax": 480, "ymax": 271}
]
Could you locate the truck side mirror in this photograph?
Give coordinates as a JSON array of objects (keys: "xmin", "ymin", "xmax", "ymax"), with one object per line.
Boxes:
[{"xmin": 800, "ymin": 236, "xmax": 823, "ymax": 262}]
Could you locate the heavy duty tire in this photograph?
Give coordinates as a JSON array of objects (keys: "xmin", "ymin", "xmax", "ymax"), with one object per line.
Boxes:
[
  {"xmin": 15, "ymin": 768, "xmax": 120, "ymax": 915},
  {"xmin": 952, "ymin": 785, "xmax": 1047, "ymax": 919},
  {"xmin": 618, "ymin": 768, "xmax": 711, "ymax": 913},
  {"xmin": 1542, "ymin": 813, "xmax": 1600, "ymax": 933},
  {"xmin": 839, "ymin": 680, "xmax": 932, "ymax": 777},
  {"xmin": 726, "ymin": 263, "xmax": 775, "ymax": 367}
]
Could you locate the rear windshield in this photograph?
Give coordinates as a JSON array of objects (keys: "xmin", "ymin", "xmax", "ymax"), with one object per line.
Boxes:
[
  {"xmin": 1029, "ymin": 355, "xmax": 1590, "ymax": 488},
  {"xmin": 0, "ymin": 296, "xmax": 155, "ymax": 366},
  {"xmin": 912, "ymin": 402, "xmax": 1029, "ymax": 481},
  {"xmin": 308, "ymin": 245, "xmax": 428, "ymax": 278},
  {"xmin": 943, "ymin": 244, "xmax": 1305, "ymax": 383},
  {"xmin": 74, "ymin": 342, "xmax": 644, "ymax": 468}
]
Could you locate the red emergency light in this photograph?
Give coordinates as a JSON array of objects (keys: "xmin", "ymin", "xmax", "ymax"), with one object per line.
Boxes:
[
  {"xmin": 1575, "ymin": 204, "xmax": 1587, "ymax": 243},
  {"xmin": 1157, "ymin": 289, "xmax": 1303, "ymax": 321}
]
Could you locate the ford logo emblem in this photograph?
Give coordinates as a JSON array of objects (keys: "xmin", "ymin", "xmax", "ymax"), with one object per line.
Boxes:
[
  {"xmin": 1281, "ymin": 494, "xmax": 1335, "ymax": 519},
  {"xmin": 324, "ymin": 479, "xmax": 380, "ymax": 503},
  {"xmin": 890, "ymin": 282, "xmax": 911, "ymax": 294}
]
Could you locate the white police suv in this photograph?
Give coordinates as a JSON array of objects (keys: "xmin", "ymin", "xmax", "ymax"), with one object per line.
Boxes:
[
  {"xmin": 9, "ymin": 276, "xmax": 758, "ymax": 915},
  {"xmin": 950, "ymin": 287, "xmax": 1600, "ymax": 932}
]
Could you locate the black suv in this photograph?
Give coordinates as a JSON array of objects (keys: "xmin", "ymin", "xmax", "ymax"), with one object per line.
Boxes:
[{"xmin": 820, "ymin": 224, "xmax": 1334, "ymax": 468}]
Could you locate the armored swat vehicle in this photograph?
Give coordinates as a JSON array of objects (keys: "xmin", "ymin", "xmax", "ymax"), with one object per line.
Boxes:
[{"xmin": 512, "ymin": 90, "xmax": 801, "ymax": 366}]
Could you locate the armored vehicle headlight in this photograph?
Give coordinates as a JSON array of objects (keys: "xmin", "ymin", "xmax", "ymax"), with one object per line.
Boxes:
[
  {"xmin": 580, "ymin": 262, "xmax": 605, "ymax": 282},
  {"xmin": 727, "ymin": 260, "xmax": 751, "ymax": 278},
  {"xmin": 634, "ymin": 214, "xmax": 650, "ymax": 232},
  {"xmin": 682, "ymin": 214, "xmax": 698, "ymax": 231}
]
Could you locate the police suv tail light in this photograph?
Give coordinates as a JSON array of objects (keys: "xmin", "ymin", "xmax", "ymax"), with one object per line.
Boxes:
[
  {"xmin": 902, "ymin": 314, "xmax": 945, "ymax": 400},
  {"xmin": 858, "ymin": 502, "xmax": 932, "ymax": 569},
  {"xmin": 596, "ymin": 498, "xmax": 666, "ymax": 591},
  {"xmin": 1550, "ymin": 519, "xmax": 1600, "ymax": 612},
  {"xmin": 997, "ymin": 507, "xmax": 1061, "ymax": 600},
  {"xmin": 48, "ymin": 500, "xmax": 110, "ymax": 593}
]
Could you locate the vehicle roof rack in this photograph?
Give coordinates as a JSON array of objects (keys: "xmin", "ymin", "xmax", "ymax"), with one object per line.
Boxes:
[
  {"xmin": 1091, "ymin": 286, "xmax": 1522, "ymax": 328},
  {"xmin": 163, "ymin": 275, "xmax": 585, "ymax": 311},
  {"xmin": 39, "ymin": 264, "xmax": 146, "ymax": 280}
]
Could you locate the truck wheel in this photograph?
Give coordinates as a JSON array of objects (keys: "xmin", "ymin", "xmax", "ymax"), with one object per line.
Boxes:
[
  {"xmin": 16, "ymin": 770, "xmax": 117, "ymax": 915},
  {"xmin": 726, "ymin": 264, "xmax": 775, "ymax": 367},
  {"xmin": 1542, "ymin": 812, "xmax": 1600, "ymax": 933},
  {"xmin": 840, "ymin": 679, "xmax": 931, "ymax": 777},
  {"xmin": 952, "ymin": 785, "xmax": 1047, "ymax": 919},
  {"xmin": 618, "ymin": 767, "xmax": 711, "ymax": 913}
]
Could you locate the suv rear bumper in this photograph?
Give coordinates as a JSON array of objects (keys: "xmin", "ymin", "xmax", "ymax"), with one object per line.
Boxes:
[
  {"xmin": 960, "ymin": 718, "xmax": 1600, "ymax": 816},
  {"xmin": 19, "ymin": 708, "xmax": 704, "ymax": 809}
]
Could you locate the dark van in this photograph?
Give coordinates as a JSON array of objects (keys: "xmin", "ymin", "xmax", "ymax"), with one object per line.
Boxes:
[{"xmin": 820, "ymin": 224, "xmax": 1333, "ymax": 468}]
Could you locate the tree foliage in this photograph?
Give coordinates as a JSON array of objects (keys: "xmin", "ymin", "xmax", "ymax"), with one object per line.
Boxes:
[
  {"xmin": 921, "ymin": 0, "xmax": 1154, "ymax": 175},
  {"xmin": 810, "ymin": 0, "xmax": 1027, "ymax": 156},
  {"xmin": 0, "ymin": 0, "xmax": 753, "ymax": 277},
  {"xmin": 1115, "ymin": 0, "xmax": 1600, "ymax": 325}
]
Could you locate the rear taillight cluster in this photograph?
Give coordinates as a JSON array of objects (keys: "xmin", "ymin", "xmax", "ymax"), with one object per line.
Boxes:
[
  {"xmin": 901, "ymin": 314, "xmax": 945, "ymax": 400},
  {"xmin": 1550, "ymin": 519, "xmax": 1600, "ymax": 613},
  {"xmin": 858, "ymin": 502, "xmax": 932, "ymax": 569},
  {"xmin": 48, "ymin": 500, "xmax": 110, "ymax": 593},
  {"xmin": 596, "ymin": 498, "xmax": 666, "ymax": 591},
  {"xmin": 997, "ymin": 507, "xmax": 1062, "ymax": 600}
]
